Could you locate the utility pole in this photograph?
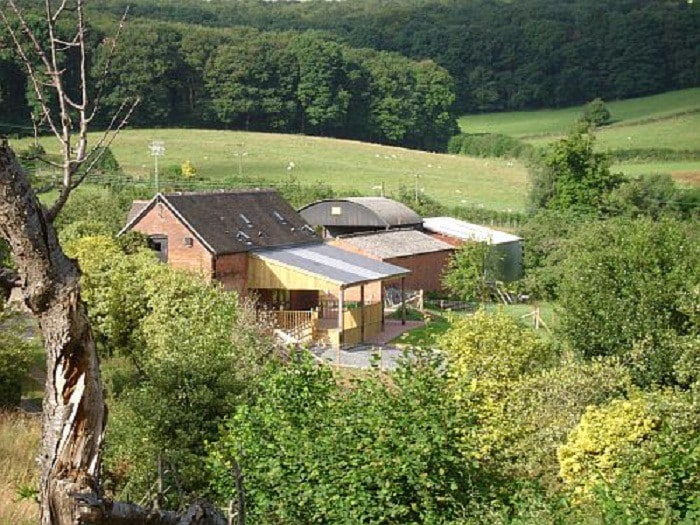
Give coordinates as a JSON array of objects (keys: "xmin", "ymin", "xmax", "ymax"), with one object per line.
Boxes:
[
  {"xmin": 414, "ymin": 173, "xmax": 421, "ymax": 204},
  {"xmin": 149, "ymin": 140, "xmax": 165, "ymax": 193},
  {"xmin": 232, "ymin": 142, "xmax": 247, "ymax": 177}
]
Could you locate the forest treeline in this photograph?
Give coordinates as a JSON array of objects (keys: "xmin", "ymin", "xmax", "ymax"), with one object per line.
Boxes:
[
  {"xmin": 0, "ymin": 16, "xmax": 457, "ymax": 150},
  {"xmin": 93, "ymin": 0, "xmax": 700, "ymax": 112}
]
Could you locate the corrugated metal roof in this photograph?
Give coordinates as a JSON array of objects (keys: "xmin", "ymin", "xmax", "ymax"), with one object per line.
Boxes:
[
  {"xmin": 299, "ymin": 197, "xmax": 422, "ymax": 228},
  {"xmin": 423, "ymin": 217, "xmax": 522, "ymax": 245},
  {"xmin": 253, "ymin": 243, "xmax": 409, "ymax": 288},
  {"xmin": 337, "ymin": 230, "xmax": 454, "ymax": 259}
]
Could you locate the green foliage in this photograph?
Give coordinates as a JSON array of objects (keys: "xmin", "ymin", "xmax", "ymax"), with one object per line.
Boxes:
[
  {"xmin": 207, "ymin": 352, "xmax": 485, "ymax": 524},
  {"xmin": 0, "ymin": 311, "xmax": 33, "ymax": 407},
  {"xmin": 580, "ymin": 98, "xmax": 611, "ymax": 127},
  {"xmin": 81, "ymin": 146, "xmax": 121, "ymax": 176},
  {"xmin": 496, "ymin": 358, "xmax": 631, "ymax": 489},
  {"xmin": 605, "ymin": 173, "xmax": 700, "ymax": 221},
  {"xmin": 441, "ymin": 242, "xmax": 494, "ymax": 302},
  {"xmin": 558, "ymin": 217, "xmax": 699, "ymax": 386},
  {"xmin": 517, "ymin": 209, "xmax": 585, "ymax": 300},
  {"xmin": 54, "ymin": 187, "xmax": 130, "ymax": 242},
  {"xmin": 529, "ymin": 130, "xmax": 624, "ymax": 214},
  {"xmin": 66, "ymin": 236, "xmax": 274, "ymax": 504},
  {"xmin": 559, "ymin": 388, "xmax": 700, "ymax": 522},
  {"xmin": 448, "ymin": 133, "xmax": 535, "ymax": 160}
]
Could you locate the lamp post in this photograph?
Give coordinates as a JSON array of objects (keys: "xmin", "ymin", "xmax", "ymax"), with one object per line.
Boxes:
[{"xmin": 149, "ymin": 140, "xmax": 165, "ymax": 193}]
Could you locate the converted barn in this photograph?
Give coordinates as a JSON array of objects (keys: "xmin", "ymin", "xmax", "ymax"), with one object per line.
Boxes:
[
  {"xmin": 329, "ymin": 230, "xmax": 454, "ymax": 293},
  {"xmin": 120, "ymin": 190, "xmax": 410, "ymax": 347},
  {"xmin": 422, "ymin": 217, "xmax": 523, "ymax": 282},
  {"xmin": 298, "ymin": 197, "xmax": 422, "ymax": 237}
]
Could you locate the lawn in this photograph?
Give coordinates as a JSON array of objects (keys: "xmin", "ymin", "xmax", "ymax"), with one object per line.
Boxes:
[
  {"xmin": 10, "ymin": 129, "xmax": 530, "ymax": 211},
  {"xmin": 391, "ymin": 302, "xmax": 558, "ymax": 347}
]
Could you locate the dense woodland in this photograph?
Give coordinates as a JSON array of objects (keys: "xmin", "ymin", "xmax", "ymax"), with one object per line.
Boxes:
[
  {"xmin": 81, "ymin": 0, "xmax": 700, "ymax": 112},
  {"xmin": 2, "ymin": 0, "xmax": 699, "ymax": 151}
]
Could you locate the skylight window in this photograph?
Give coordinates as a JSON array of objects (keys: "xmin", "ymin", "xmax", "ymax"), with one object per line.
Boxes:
[{"xmin": 240, "ymin": 213, "xmax": 253, "ymax": 227}]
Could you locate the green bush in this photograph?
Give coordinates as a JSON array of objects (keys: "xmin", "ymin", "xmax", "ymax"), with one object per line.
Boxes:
[
  {"xmin": 0, "ymin": 311, "xmax": 32, "ymax": 408},
  {"xmin": 580, "ymin": 98, "xmax": 611, "ymax": 127},
  {"xmin": 559, "ymin": 388, "xmax": 700, "ymax": 522},
  {"xmin": 447, "ymin": 132, "xmax": 535, "ymax": 160},
  {"xmin": 207, "ymin": 352, "xmax": 487, "ymax": 524}
]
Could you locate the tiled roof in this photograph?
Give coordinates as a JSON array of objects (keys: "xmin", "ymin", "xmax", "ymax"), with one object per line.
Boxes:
[
  {"xmin": 336, "ymin": 230, "xmax": 454, "ymax": 259},
  {"xmin": 122, "ymin": 189, "xmax": 320, "ymax": 254}
]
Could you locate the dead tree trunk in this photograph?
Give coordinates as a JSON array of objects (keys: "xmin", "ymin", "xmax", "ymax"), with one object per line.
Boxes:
[{"xmin": 0, "ymin": 142, "xmax": 226, "ymax": 524}]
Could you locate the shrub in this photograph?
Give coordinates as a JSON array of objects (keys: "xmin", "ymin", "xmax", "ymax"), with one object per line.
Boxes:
[
  {"xmin": 447, "ymin": 132, "xmax": 535, "ymax": 160},
  {"xmin": 207, "ymin": 352, "xmax": 486, "ymax": 524},
  {"xmin": 559, "ymin": 389, "xmax": 700, "ymax": 522},
  {"xmin": 580, "ymin": 98, "xmax": 611, "ymax": 127},
  {"xmin": 0, "ymin": 311, "xmax": 33, "ymax": 407}
]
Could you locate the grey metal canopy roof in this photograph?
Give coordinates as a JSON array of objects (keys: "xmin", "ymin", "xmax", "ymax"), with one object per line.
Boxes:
[
  {"xmin": 299, "ymin": 197, "xmax": 422, "ymax": 229},
  {"xmin": 253, "ymin": 243, "xmax": 410, "ymax": 288},
  {"xmin": 337, "ymin": 230, "xmax": 454, "ymax": 259},
  {"xmin": 423, "ymin": 217, "xmax": 522, "ymax": 245}
]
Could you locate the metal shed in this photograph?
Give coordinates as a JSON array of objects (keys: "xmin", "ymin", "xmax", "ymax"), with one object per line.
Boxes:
[
  {"xmin": 298, "ymin": 197, "xmax": 422, "ymax": 237},
  {"xmin": 422, "ymin": 217, "xmax": 523, "ymax": 282}
]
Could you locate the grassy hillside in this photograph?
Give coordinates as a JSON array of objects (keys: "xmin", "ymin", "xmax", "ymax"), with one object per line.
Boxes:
[
  {"xmin": 458, "ymin": 88, "xmax": 700, "ymax": 185},
  {"xmin": 11, "ymin": 130, "xmax": 529, "ymax": 211},
  {"xmin": 459, "ymin": 88, "xmax": 700, "ymax": 140}
]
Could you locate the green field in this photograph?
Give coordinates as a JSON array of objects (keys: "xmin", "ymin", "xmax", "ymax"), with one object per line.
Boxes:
[
  {"xmin": 459, "ymin": 88, "xmax": 700, "ymax": 140},
  {"xmin": 458, "ymin": 88, "xmax": 700, "ymax": 184},
  {"xmin": 11, "ymin": 129, "xmax": 529, "ymax": 211}
]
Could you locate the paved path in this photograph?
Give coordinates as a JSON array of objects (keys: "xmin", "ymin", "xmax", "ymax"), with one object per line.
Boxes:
[{"xmin": 311, "ymin": 319, "xmax": 424, "ymax": 370}]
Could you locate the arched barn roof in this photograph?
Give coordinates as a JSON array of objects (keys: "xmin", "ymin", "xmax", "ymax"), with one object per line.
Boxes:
[{"xmin": 299, "ymin": 197, "xmax": 422, "ymax": 229}]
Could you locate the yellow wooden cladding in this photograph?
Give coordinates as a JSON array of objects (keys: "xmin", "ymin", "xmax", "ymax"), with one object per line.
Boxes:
[{"xmin": 247, "ymin": 255, "xmax": 342, "ymax": 291}]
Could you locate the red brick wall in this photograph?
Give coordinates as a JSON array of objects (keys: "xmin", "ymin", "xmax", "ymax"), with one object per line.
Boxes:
[
  {"xmin": 385, "ymin": 250, "xmax": 453, "ymax": 293},
  {"xmin": 214, "ymin": 253, "xmax": 248, "ymax": 294},
  {"xmin": 131, "ymin": 202, "xmax": 214, "ymax": 276}
]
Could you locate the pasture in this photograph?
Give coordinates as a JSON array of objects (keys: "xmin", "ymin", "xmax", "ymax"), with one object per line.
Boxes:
[
  {"xmin": 458, "ymin": 87, "xmax": 700, "ymax": 141},
  {"xmin": 458, "ymin": 88, "xmax": 700, "ymax": 184},
  {"xmin": 11, "ymin": 129, "xmax": 530, "ymax": 211}
]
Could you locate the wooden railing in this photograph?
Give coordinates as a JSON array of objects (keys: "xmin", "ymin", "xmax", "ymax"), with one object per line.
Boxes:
[{"xmin": 274, "ymin": 310, "xmax": 317, "ymax": 331}]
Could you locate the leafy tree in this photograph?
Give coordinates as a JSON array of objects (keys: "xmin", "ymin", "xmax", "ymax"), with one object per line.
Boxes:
[
  {"xmin": 605, "ymin": 173, "xmax": 700, "ymax": 221},
  {"xmin": 580, "ymin": 97, "xmax": 611, "ymax": 127},
  {"xmin": 181, "ymin": 159, "xmax": 197, "ymax": 179},
  {"xmin": 558, "ymin": 217, "xmax": 699, "ymax": 386},
  {"xmin": 290, "ymin": 33, "xmax": 351, "ymax": 135},
  {"xmin": 206, "ymin": 35, "xmax": 298, "ymax": 131},
  {"xmin": 529, "ymin": 130, "xmax": 623, "ymax": 214},
  {"xmin": 207, "ymin": 352, "xmax": 485, "ymax": 524},
  {"xmin": 441, "ymin": 241, "xmax": 493, "ymax": 302},
  {"xmin": 66, "ymin": 235, "xmax": 274, "ymax": 504}
]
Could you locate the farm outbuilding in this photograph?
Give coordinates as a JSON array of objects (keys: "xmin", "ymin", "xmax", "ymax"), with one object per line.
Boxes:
[
  {"xmin": 298, "ymin": 197, "xmax": 422, "ymax": 237},
  {"xmin": 330, "ymin": 230, "xmax": 454, "ymax": 293},
  {"xmin": 422, "ymin": 217, "xmax": 523, "ymax": 282},
  {"xmin": 119, "ymin": 189, "xmax": 411, "ymax": 348}
]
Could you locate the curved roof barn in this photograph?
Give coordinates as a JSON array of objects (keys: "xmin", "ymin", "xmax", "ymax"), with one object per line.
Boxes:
[{"xmin": 299, "ymin": 197, "xmax": 422, "ymax": 236}]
